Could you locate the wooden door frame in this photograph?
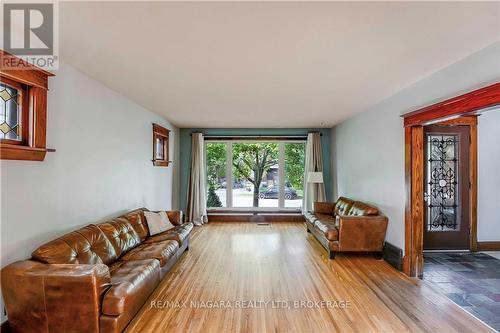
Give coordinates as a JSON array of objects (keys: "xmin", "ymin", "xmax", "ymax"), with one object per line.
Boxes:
[{"xmin": 402, "ymin": 82, "xmax": 500, "ymax": 277}]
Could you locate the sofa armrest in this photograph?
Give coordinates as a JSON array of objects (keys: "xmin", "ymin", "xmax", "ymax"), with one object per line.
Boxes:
[
  {"xmin": 337, "ymin": 215, "xmax": 388, "ymax": 252},
  {"xmin": 166, "ymin": 210, "xmax": 183, "ymax": 226},
  {"xmin": 313, "ymin": 202, "xmax": 335, "ymax": 214},
  {"xmin": 1, "ymin": 260, "xmax": 111, "ymax": 333}
]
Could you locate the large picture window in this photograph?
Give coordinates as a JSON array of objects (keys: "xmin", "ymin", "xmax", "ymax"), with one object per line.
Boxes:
[{"xmin": 206, "ymin": 140, "xmax": 305, "ymax": 210}]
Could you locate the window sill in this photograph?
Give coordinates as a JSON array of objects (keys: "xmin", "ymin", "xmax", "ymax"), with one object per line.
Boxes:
[
  {"xmin": 208, "ymin": 208, "xmax": 301, "ymax": 214},
  {"xmin": 152, "ymin": 160, "xmax": 172, "ymax": 167},
  {"xmin": 207, "ymin": 211, "xmax": 305, "ymax": 223},
  {"xmin": 0, "ymin": 143, "xmax": 55, "ymax": 161}
]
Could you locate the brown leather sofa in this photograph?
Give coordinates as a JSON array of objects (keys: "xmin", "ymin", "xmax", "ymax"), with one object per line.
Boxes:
[
  {"xmin": 1, "ymin": 208, "xmax": 192, "ymax": 333},
  {"xmin": 304, "ymin": 197, "xmax": 388, "ymax": 259}
]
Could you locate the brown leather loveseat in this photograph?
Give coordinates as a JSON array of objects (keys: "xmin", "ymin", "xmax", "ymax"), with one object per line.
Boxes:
[
  {"xmin": 304, "ymin": 197, "xmax": 388, "ymax": 259},
  {"xmin": 1, "ymin": 208, "xmax": 192, "ymax": 333}
]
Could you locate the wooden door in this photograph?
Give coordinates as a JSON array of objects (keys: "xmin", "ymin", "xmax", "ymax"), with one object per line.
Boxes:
[{"xmin": 423, "ymin": 126, "xmax": 470, "ymax": 250}]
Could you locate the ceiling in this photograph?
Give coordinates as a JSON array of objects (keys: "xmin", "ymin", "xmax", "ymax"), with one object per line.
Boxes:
[{"xmin": 59, "ymin": 2, "xmax": 499, "ymax": 128}]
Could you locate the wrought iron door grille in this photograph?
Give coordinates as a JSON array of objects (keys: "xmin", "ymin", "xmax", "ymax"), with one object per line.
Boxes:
[{"xmin": 426, "ymin": 134, "xmax": 459, "ymax": 231}]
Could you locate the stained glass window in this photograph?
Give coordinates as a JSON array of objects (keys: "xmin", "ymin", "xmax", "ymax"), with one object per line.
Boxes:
[
  {"xmin": 0, "ymin": 82, "xmax": 21, "ymax": 141},
  {"xmin": 152, "ymin": 123, "xmax": 170, "ymax": 166},
  {"xmin": 426, "ymin": 134, "xmax": 459, "ymax": 231},
  {"xmin": 155, "ymin": 137, "xmax": 164, "ymax": 160}
]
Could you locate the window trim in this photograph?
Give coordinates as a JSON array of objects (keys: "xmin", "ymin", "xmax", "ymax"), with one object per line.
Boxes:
[
  {"xmin": 0, "ymin": 50, "xmax": 55, "ymax": 161},
  {"xmin": 205, "ymin": 139, "xmax": 306, "ymax": 212},
  {"xmin": 152, "ymin": 123, "xmax": 171, "ymax": 167}
]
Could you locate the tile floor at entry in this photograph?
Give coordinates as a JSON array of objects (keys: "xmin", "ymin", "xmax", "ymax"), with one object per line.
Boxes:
[{"xmin": 424, "ymin": 252, "xmax": 500, "ymax": 331}]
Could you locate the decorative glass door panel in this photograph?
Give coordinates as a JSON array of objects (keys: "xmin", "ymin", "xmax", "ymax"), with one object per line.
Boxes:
[
  {"xmin": 423, "ymin": 126, "xmax": 470, "ymax": 250},
  {"xmin": 426, "ymin": 134, "xmax": 459, "ymax": 231}
]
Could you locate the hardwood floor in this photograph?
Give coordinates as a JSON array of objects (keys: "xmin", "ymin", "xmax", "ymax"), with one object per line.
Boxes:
[{"xmin": 126, "ymin": 223, "xmax": 493, "ymax": 333}]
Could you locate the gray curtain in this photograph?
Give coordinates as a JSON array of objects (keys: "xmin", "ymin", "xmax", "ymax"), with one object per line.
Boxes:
[
  {"xmin": 186, "ymin": 133, "xmax": 207, "ymax": 225},
  {"xmin": 303, "ymin": 132, "xmax": 326, "ymax": 213}
]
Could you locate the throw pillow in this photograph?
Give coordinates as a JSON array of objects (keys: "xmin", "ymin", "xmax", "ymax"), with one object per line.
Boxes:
[{"xmin": 144, "ymin": 211, "xmax": 175, "ymax": 236}]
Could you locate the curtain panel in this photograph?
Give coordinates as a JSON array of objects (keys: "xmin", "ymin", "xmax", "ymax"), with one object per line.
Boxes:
[
  {"xmin": 186, "ymin": 133, "xmax": 207, "ymax": 225},
  {"xmin": 302, "ymin": 132, "xmax": 326, "ymax": 213}
]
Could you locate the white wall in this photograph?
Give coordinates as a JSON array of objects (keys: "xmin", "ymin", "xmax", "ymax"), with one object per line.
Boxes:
[
  {"xmin": 331, "ymin": 42, "xmax": 500, "ymax": 251},
  {"xmin": 477, "ymin": 108, "xmax": 500, "ymax": 241},
  {"xmin": 0, "ymin": 62, "xmax": 180, "ymax": 270},
  {"xmin": 331, "ymin": 102, "xmax": 406, "ymax": 248}
]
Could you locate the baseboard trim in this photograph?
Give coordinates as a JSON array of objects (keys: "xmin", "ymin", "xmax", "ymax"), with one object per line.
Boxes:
[
  {"xmin": 477, "ymin": 241, "xmax": 500, "ymax": 251},
  {"xmin": 208, "ymin": 213, "xmax": 305, "ymax": 223},
  {"xmin": 383, "ymin": 242, "xmax": 403, "ymax": 271}
]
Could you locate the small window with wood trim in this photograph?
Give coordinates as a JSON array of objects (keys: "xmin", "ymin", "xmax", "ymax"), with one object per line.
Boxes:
[
  {"xmin": 1, "ymin": 50, "xmax": 54, "ymax": 161},
  {"xmin": 0, "ymin": 78, "xmax": 28, "ymax": 144},
  {"xmin": 152, "ymin": 123, "xmax": 170, "ymax": 166}
]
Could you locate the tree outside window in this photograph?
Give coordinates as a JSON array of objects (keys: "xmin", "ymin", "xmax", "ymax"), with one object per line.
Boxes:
[{"xmin": 205, "ymin": 141, "xmax": 305, "ymax": 209}]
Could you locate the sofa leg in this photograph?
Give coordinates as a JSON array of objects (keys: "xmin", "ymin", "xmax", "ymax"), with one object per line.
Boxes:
[
  {"xmin": 374, "ymin": 251, "xmax": 383, "ymax": 260},
  {"xmin": 329, "ymin": 250, "xmax": 336, "ymax": 260}
]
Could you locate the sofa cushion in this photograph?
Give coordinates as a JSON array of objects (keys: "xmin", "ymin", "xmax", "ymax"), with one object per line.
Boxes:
[
  {"xmin": 120, "ymin": 240, "xmax": 179, "ymax": 267},
  {"xmin": 314, "ymin": 220, "xmax": 339, "ymax": 241},
  {"xmin": 144, "ymin": 222, "xmax": 193, "ymax": 246},
  {"xmin": 32, "ymin": 224, "xmax": 117, "ymax": 265},
  {"xmin": 347, "ymin": 201, "xmax": 379, "ymax": 216},
  {"xmin": 102, "ymin": 259, "xmax": 160, "ymax": 316},
  {"xmin": 98, "ymin": 218, "xmax": 141, "ymax": 257},
  {"xmin": 123, "ymin": 208, "xmax": 149, "ymax": 241},
  {"xmin": 313, "ymin": 202, "xmax": 335, "ymax": 215},
  {"xmin": 315, "ymin": 213, "xmax": 336, "ymax": 224},
  {"xmin": 334, "ymin": 197, "xmax": 354, "ymax": 216}
]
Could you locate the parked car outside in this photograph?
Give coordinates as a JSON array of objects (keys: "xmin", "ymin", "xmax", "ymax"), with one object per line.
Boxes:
[{"xmin": 259, "ymin": 187, "xmax": 298, "ymax": 200}]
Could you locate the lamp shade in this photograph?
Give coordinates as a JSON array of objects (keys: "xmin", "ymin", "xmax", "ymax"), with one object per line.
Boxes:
[{"xmin": 307, "ymin": 171, "xmax": 324, "ymax": 183}]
